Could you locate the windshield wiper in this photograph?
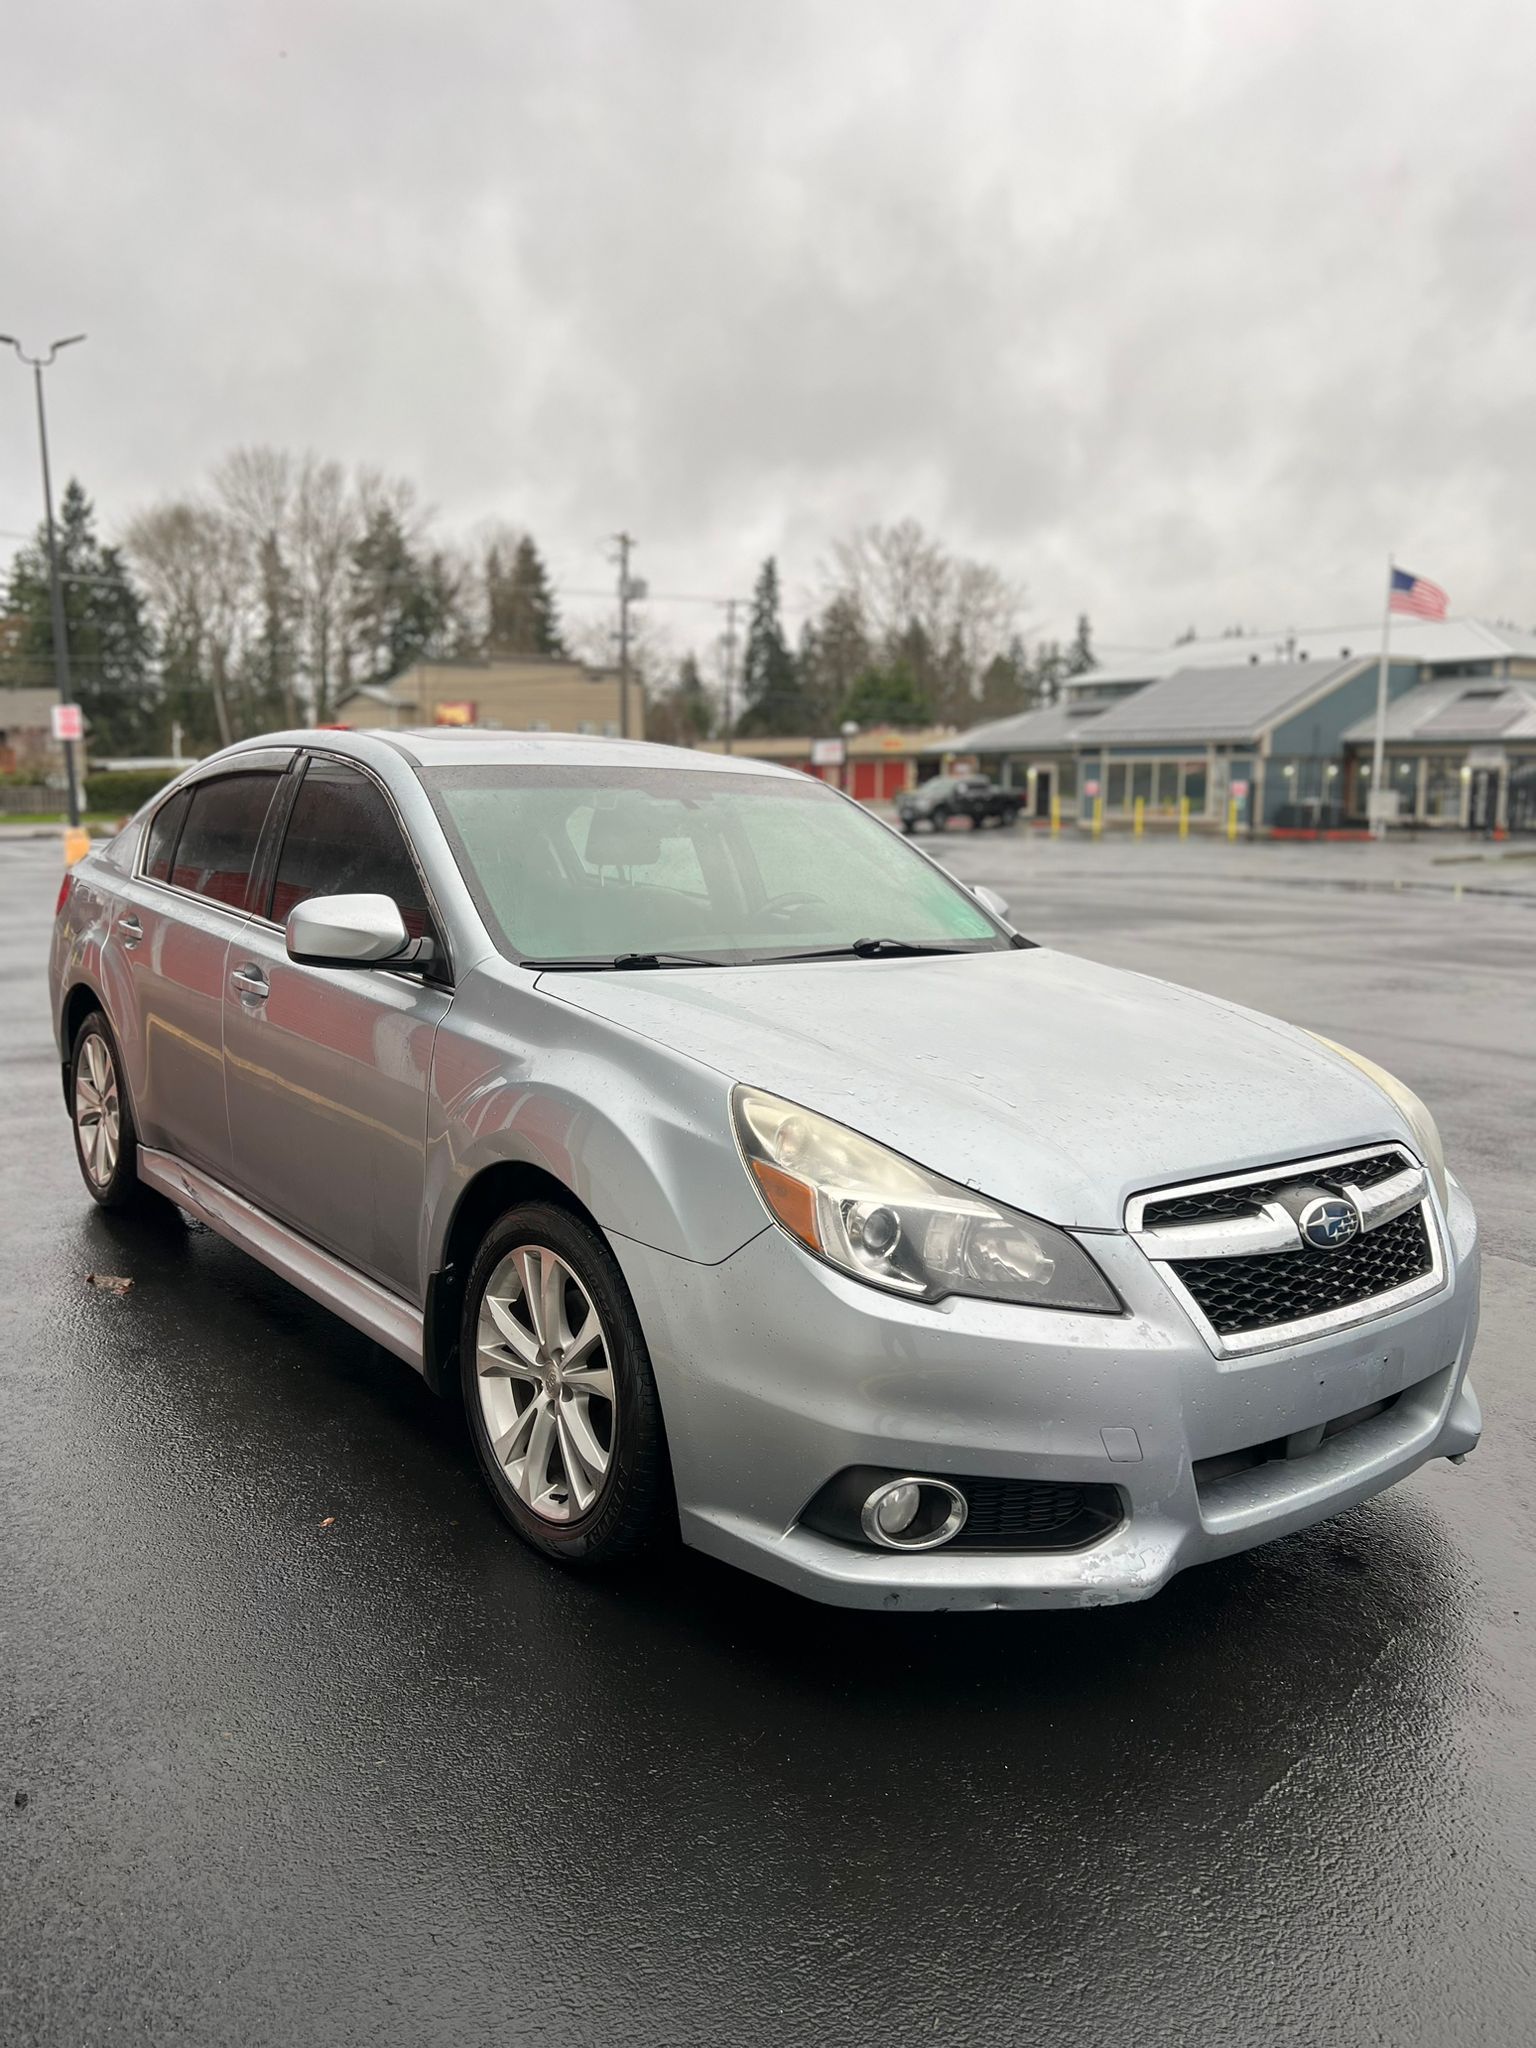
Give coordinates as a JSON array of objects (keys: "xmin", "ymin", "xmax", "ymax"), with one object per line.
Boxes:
[
  {"xmin": 763, "ymin": 937, "xmax": 995, "ymax": 963},
  {"xmin": 521, "ymin": 950, "xmax": 727, "ymax": 972}
]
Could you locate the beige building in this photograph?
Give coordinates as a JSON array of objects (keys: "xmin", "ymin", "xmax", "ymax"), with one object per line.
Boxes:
[{"xmin": 333, "ymin": 655, "xmax": 642, "ymax": 739}]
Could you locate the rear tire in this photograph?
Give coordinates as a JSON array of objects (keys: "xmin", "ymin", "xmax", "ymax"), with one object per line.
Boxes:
[
  {"xmin": 460, "ymin": 1201, "xmax": 673, "ymax": 1566},
  {"xmin": 69, "ymin": 1010, "xmax": 144, "ymax": 1211},
  {"xmin": 929, "ymin": 807, "xmax": 950, "ymax": 832}
]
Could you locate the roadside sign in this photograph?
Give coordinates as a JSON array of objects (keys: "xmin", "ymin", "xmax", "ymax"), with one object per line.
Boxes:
[
  {"xmin": 810, "ymin": 737, "xmax": 846, "ymax": 767},
  {"xmin": 51, "ymin": 703, "xmax": 83, "ymax": 742},
  {"xmin": 434, "ymin": 701, "xmax": 478, "ymax": 726},
  {"xmin": 1231, "ymin": 779, "xmax": 1250, "ymax": 799},
  {"xmin": 1084, "ymin": 779, "xmax": 1100, "ymax": 797}
]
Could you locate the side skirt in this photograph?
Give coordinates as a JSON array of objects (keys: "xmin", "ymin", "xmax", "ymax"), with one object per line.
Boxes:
[{"xmin": 137, "ymin": 1145, "xmax": 426, "ymax": 1374}]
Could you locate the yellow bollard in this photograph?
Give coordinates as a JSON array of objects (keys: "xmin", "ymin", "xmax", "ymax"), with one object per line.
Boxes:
[
  {"xmin": 63, "ymin": 825, "xmax": 91, "ymax": 866},
  {"xmin": 1092, "ymin": 796, "xmax": 1104, "ymax": 839},
  {"xmin": 1049, "ymin": 794, "xmax": 1060, "ymax": 837},
  {"xmin": 1179, "ymin": 796, "xmax": 1190, "ymax": 840},
  {"xmin": 1226, "ymin": 797, "xmax": 1239, "ymax": 842},
  {"xmin": 1133, "ymin": 796, "xmax": 1145, "ymax": 839}
]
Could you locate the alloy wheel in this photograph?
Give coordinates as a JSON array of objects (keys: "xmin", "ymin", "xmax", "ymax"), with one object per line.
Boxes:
[
  {"xmin": 475, "ymin": 1244, "xmax": 617, "ymax": 1522},
  {"xmin": 75, "ymin": 1032, "xmax": 121, "ymax": 1189}
]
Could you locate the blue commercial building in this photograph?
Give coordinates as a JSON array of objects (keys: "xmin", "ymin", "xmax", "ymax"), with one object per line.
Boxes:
[{"xmin": 940, "ymin": 617, "xmax": 1536, "ymax": 832}]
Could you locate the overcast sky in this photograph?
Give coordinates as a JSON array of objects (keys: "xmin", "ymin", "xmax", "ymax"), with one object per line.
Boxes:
[{"xmin": 3, "ymin": 0, "xmax": 1533, "ymax": 661}]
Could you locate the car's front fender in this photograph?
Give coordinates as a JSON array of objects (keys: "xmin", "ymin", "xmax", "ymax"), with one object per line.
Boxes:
[{"xmin": 423, "ymin": 964, "xmax": 766, "ymax": 1285}]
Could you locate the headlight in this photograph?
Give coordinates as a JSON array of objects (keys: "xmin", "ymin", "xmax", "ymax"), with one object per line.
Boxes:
[
  {"xmin": 732, "ymin": 1084, "xmax": 1120, "ymax": 1311},
  {"xmin": 1308, "ymin": 1034, "xmax": 1449, "ymax": 1207}
]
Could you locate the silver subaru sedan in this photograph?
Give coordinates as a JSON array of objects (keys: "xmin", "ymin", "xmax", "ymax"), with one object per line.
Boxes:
[{"xmin": 49, "ymin": 730, "xmax": 1482, "ymax": 1609}]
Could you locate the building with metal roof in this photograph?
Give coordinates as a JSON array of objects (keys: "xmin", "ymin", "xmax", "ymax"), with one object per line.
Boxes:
[
  {"xmin": 939, "ymin": 616, "xmax": 1536, "ymax": 833},
  {"xmin": 1338, "ymin": 677, "xmax": 1536, "ymax": 833}
]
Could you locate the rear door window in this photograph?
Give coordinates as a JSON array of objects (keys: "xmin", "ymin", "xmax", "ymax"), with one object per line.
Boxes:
[
  {"xmin": 142, "ymin": 788, "xmax": 191, "ymax": 883},
  {"xmin": 171, "ymin": 772, "xmax": 283, "ymax": 910},
  {"xmin": 268, "ymin": 758, "xmax": 434, "ymax": 941}
]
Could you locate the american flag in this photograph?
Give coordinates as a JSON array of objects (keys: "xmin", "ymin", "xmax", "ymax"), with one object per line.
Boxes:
[{"xmin": 1389, "ymin": 566, "xmax": 1448, "ymax": 620}]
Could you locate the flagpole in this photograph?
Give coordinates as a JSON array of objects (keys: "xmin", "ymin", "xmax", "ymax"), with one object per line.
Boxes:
[{"xmin": 1369, "ymin": 556, "xmax": 1393, "ymax": 841}]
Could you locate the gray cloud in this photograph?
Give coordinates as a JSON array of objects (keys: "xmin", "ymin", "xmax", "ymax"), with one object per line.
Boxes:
[{"xmin": 3, "ymin": 0, "xmax": 1533, "ymax": 657}]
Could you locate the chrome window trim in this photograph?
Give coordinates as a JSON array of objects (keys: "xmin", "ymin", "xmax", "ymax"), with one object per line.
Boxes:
[
  {"xmin": 132, "ymin": 754, "xmax": 295, "ymax": 915},
  {"xmin": 1127, "ymin": 1143, "xmax": 1448, "ymax": 1360}
]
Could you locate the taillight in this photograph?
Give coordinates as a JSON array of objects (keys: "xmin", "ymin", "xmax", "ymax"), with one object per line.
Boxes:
[{"xmin": 55, "ymin": 874, "xmax": 73, "ymax": 917}]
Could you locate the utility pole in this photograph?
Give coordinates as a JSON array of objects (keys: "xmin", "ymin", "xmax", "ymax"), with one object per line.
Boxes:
[
  {"xmin": 720, "ymin": 597, "xmax": 740, "ymax": 753},
  {"xmin": 2, "ymin": 332, "xmax": 86, "ymax": 826},
  {"xmin": 610, "ymin": 532, "xmax": 646, "ymax": 740}
]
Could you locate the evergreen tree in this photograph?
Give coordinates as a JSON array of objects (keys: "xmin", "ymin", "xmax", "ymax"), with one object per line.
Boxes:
[
  {"xmin": 796, "ymin": 590, "xmax": 869, "ymax": 735},
  {"xmin": 646, "ymin": 651, "xmax": 715, "ymax": 747},
  {"xmin": 673, "ymin": 652, "xmax": 713, "ymax": 742},
  {"xmin": 736, "ymin": 557, "xmax": 806, "ymax": 735},
  {"xmin": 346, "ymin": 506, "xmax": 456, "ymax": 684},
  {"xmin": 979, "ymin": 634, "xmax": 1034, "ymax": 720},
  {"xmin": 1030, "ymin": 639, "xmax": 1066, "ymax": 707},
  {"xmin": 4, "ymin": 481, "xmax": 157, "ymax": 754},
  {"xmin": 1066, "ymin": 612, "xmax": 1095, "ymax": 676},
  {"xmin": 487, "ymin": 534, "xmax": 564, "ymax": 657},
  {"xmin": 841, "ymin": 658, "xmax": 934, "ymax": 728}
]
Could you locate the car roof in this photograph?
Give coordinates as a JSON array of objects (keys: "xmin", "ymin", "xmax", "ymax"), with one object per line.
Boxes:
[{"xmin": 202, "ymin": 728, "xmax": 804, "ymax": 779}]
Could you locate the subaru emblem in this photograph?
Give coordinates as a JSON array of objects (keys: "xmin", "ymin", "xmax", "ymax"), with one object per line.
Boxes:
[{"xmin": 1299, "ymin": 1195, "xmax": 1360, "ymax": 1250}]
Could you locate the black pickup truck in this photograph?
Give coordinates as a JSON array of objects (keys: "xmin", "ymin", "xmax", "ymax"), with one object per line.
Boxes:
[{"xmin": 894, "ymin": 774, "xmax": 1024, "ymax": 832}]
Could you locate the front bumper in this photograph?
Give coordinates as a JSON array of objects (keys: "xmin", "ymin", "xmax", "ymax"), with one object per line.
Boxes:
[{"xmin": 609, "ymin": 1177, "xmax": 1482, "ymax": 1611}]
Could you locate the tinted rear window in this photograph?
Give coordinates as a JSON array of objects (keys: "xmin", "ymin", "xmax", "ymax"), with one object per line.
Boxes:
[
  {"xmin": 171, "ymin": 772, "xmax": 283, "ymax": 910},
  {"xmin": 142, "ymin": 788, "xmax": 190, "ymax": 883}
]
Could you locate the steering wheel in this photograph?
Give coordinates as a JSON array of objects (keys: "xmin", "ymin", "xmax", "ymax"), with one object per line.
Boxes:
[{"xmin": 761, "ymin": 890, "xmax": 829, "ymax": 920}]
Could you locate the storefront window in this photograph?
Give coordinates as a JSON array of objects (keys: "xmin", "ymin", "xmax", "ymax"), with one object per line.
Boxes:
[
  {"xmin": 1182, "ymin": 763, "xmax": 1207, "ymax": 813},
  {"xmin": 1057, "ymin": 758, "xmax": 1078, "ymax": 799},
  {"xmin": 1424, "ymin": 755, "xmax": 1465, "ymax": 822},
  {"xmin": 1107, "ymin": 763, "xmax": 1127, "ymax": 810}
]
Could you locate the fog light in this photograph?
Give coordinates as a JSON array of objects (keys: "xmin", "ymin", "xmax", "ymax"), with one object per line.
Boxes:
[
  {"xmin": 859, "ymin": 1477, "xmax": 969, "ymax": 1551},
  {"xmin": 873, "ymin": 1480, "xmax": 920, "ymax": 1536}
]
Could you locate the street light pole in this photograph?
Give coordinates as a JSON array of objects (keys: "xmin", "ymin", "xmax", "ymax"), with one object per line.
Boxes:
[{"xmin": 1, "ymin": 332, "xmax": 86, "ymax": 827}]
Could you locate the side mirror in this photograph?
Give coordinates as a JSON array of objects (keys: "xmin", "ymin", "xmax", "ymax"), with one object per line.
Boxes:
[
  {"xmin": 973, "ymin": 884, "xmax": 1011, "ymax": 923},
  {"xmin": 286, "ymin": 892, "xmax": 428, "ymax": 968}
]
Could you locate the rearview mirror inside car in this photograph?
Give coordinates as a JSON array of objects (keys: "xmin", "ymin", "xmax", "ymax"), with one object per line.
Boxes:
[{"xmin": 285, "ymin": 892, "xmax": 432, "ymax": 968}]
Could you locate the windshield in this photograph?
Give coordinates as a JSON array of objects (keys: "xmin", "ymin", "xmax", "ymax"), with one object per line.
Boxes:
[{"xmin": 421, "ymin": 763, "xmax": 1006, "ymax": 965}]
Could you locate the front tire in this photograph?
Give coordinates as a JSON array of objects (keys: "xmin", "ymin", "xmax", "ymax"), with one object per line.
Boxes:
[
  {"xmin": 69, "ymin": 1010, "xmax": 144, "ymax": 1210},
  {"xmin": 460, "ymin": 1201, "xmax": 672, "ymax": 1566}
]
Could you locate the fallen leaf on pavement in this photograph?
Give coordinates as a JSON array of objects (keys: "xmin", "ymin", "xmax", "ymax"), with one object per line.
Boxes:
[
  {"xmin": 85, "ymin": 1273, "xmax": 133, "ymax": 1295},
  {"xmin": 319, "ymin": 1516, "xmax": 336, "ymax": 1530}
]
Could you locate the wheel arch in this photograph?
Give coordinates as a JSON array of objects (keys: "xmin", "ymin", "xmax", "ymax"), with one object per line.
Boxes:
[
  {"xmin": 424, "ymin": 1160, "xmax": 601, "ymax": 1398},
  {"xmin": 59, "ymin": 980, "xmax": 107, "ymax": 1104}
]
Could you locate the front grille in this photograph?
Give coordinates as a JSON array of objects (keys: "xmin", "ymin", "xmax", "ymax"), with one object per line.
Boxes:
[
  {"xmin": 1171, "ymin": 1205, "xmax": 1433, "ymax": 1337},
  {"xmin": 1142, "ymin": 1149, "xmax": 1406, "ymax": 1229},
  {"xmin": 949, "ymin": 1478, "xmax": 1122, "ymax": 1552}
]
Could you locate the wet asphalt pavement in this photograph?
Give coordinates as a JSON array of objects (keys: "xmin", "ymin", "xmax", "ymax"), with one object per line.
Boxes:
[{"xmin": 4, "ymin": 832, "xmax": 1535, "ymax": 2047}]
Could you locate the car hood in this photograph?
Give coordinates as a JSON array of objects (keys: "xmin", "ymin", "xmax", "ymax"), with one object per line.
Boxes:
[{"xmin": 539, "ymin": 948, "xmax": 1411, "ymax": 1230}]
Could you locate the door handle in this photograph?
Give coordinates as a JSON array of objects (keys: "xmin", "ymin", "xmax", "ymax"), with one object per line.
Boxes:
[
  {"xmin": 116, "ymin": 914, "xmax": 143, "ymax": 945},
  {"xmin": 230, "ymin": 964, "xmax": 269, "ymax": 999}
]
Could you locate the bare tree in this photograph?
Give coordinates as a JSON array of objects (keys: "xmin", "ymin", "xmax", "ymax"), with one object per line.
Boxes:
[
  {"xmin": 820, "ymin": 519, "xmax": 1024, "ymax": 724},
  {"xmin": 213, "ymin": 447, "xmax": 300, "ymax": 723},
  {"xmin": 124, "ymin": 501, "xmax": 237, "ymax": 745},
  {"xmin": 292, "ymin": 456, "xmax": 358, "ymax": 720}
]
